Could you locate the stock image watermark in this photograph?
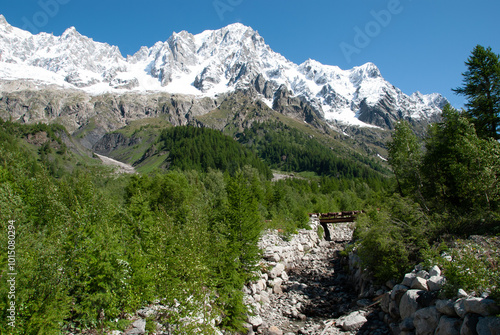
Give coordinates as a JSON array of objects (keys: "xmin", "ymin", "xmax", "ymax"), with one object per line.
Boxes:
[
  {"xmin": 21, "ymin": 0, "xmax": 71, "ymax": 34},
  {"xmin": 213, "ymin": 0, "xmax": 243, "ymax": 21},
  {"xmin": 6, "ymin": 220, "xmax": 16, "ymax": 328},
  {"xmin": 340, "ymin": 0, "xmax": 412, "ymax": 63}
]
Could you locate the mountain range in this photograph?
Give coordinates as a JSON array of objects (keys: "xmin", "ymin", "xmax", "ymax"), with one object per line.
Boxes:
[{"xmin": 0, "ymin": 14, "xmax": 447, "ymax": 131}]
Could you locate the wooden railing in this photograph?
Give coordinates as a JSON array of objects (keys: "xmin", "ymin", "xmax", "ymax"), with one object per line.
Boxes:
[{"xmin": 309, "ymin": 211, "xmax": 364, "ymax": 224}]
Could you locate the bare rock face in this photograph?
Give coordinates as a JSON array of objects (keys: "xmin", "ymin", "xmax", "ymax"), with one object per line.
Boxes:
[{"xmin": 0, "ymin": 89, "xmax": 217, "ymax": 147}]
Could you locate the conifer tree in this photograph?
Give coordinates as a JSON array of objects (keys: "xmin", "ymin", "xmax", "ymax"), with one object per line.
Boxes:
[{"xmin": 453, "ymin": 45, "xmax": 500, "ymax": 139}]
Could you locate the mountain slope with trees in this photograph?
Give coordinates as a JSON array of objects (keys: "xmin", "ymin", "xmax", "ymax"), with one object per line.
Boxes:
[{"xmin": 0, "ymin": 114, "xmax": 390, "ymax": 333}]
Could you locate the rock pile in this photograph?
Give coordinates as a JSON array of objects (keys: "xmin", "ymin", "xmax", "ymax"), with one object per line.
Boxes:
[
  {"xmin": 378, "ymin": 265, "xmax": 500, "ymax": 335},
  {"xmin": 242, "ymin": 217, "xmax": 389, "ymax": 334}
]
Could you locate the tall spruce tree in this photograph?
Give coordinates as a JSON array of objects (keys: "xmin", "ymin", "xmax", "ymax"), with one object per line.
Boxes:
[{"xmin": 453, "ymin": 45, "xmax": 500, "ymax": 139}]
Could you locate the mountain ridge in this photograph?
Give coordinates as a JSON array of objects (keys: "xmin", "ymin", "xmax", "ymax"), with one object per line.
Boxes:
[{"xmin": 0, "ymin": 14, "xmax": 447, "ymax": 129}]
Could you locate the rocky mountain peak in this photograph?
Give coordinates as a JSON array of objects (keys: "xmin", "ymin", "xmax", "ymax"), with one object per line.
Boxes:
[
  {"xmin": 61, "ymin": 26, "xmax": 80, "ymax": 39},
  {"xmin": 0, "ymin": 16, "xmax": 448, "ymax": 129},
  {"xmin": 0, "ymin": 14, "xmax": 7, "ymax": 26}
]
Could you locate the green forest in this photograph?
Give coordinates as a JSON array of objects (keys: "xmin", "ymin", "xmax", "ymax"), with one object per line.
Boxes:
[
  {"xmin": 0, "ymin": 44, "xmax": 498, "ymax": 334},
  {"xmin": 0, "ymin": 118, "xmax": 386, "ymax": 333}
]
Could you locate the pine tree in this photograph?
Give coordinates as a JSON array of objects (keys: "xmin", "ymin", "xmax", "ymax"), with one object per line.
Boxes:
[{"xmin": 453, "ymin": 45, "xmax": 500, "ymax": 139}]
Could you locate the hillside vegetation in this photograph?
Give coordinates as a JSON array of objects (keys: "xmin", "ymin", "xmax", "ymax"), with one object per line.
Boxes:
[
  {"xmin": 0, "ymin": 44, "xmax": 498, "ymax": 335},
  {"xmin": 0, "ymin": 116, "xmax": 388, "ymax": 334},
  {"xmin": 354, "ymin": 45, "xmax": 500, "ymax": 301}
]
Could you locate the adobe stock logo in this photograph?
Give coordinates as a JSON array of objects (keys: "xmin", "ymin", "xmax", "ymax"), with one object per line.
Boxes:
[
  {"xmin": 21, "ymin": 0, "xmax": 71, "ymax": 34},
  {"xmin": 213, "ymin": 0, "xmax": 243, "ymax": 21},
  {"xmin": 340, "ymin": 0, "xmax": 410, "ymax": 63}
]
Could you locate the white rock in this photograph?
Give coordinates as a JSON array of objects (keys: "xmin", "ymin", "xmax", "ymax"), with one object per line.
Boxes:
[
  {"xmin": 457, "ymin": 289, "xmax": 469, "ymax": 298},
  {"xmin": 269, "ymin": 263, "xmax": 285, "ymax": 279},
  {"xmin": 339, "ymin": 311, "xmax": 368, "ymax": 331},
  {"xmin": 429, "ymin": 265, "xmax": 441, "ymax": 277},
  {"xmin": 257, "ymin": 279, "xmax": 267, "ymax": 292},
  {"xmin": 268, "ymin": 325, "xmax": 283, "ymax": 335},
  {"xmin": 427, "ymin": 275, "xmax": 445, "ymax": 292},
  {"xmin": 248, "ymin": 315, "xmax": 263, "ymax": 327},
  {"xmin": 281, "ymin": 271, "xmax": 289, "ymax": 282},
  {"xmin": 273, "ymin": 278, "xmax": 283, "ymax": 295},
  {"xmin": 127, "ymin": 319, "xmax": 146, "ymax": 335},
  {"xmin": 411, "ymin": 277, "xmax": 429, "ymax": 291},
  {"xmin": 260, "ymin": 291, "xmax": 270, "ymax": 305}
]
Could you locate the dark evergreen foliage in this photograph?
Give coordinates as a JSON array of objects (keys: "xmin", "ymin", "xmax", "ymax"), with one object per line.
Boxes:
[
  {"xmin": 158, "ymin": 125, "xmax": 272, "ymax": 179},
  {"xmin": 238, "ymin": 120, "xmax": 387, "ymax": 180},
  {"xmin": 453, "ymin": 45, "xmax": 500, "ymax": 139}
]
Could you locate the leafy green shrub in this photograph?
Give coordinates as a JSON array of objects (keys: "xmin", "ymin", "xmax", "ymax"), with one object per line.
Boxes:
[{"xmin": 355, "ymin": 195, "xmax": 434, "ymax": 282}]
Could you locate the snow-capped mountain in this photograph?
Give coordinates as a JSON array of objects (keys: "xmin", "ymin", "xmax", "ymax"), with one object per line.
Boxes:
[{"xmin": 0, "ymin": 15, "xmax": 447, "ymax": 128}]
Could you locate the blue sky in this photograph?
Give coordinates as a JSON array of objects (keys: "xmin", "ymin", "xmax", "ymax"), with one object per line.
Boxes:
[{"xmin": 2, "ymin": 0, "xmax": 500, "ymax": 107}]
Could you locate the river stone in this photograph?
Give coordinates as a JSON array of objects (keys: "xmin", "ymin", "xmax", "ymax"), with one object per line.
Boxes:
[
  {"xmin": 248, "ymin": 315, "xmax": 263, "ymax": 327},
  {"xmin": 429, "ymin": 265, "xmax": 442, "ymax": 277},
  {"xmin": 402, "ymin": 273, "xmax": 417, "ymax": 287},
  {"xmin": 463, "ymin": 297, "xmax": 500, "ymax": 316},
  {"xmin": 125, "ymin": 319, "xmax": 146, "ymax": 335},
  {"xmin": 476, "ymin": 316, "xmax": 500, "ymax": 335},
  {"xmin": 269, "ymin": 263, "xmax": 285, "ymax": 279},
  {"xmin": 460, "ymin": 313, "xmax": 480, "ymax": 335},
  {"xmin": 436, "ymin": 299, "xmax": 458, "ymax": 317},
  {"xmin": 380, "ymin": 292, "xmax": 391, "ymax": 314},
  {"xmin": 339, "ymin": 311, "xmax": 368, "ymax": 331},
  {"xmin": 268, "ymin": 325, "xmax": 283, "ymax": 335},
  {"xmin": 416, "ymin": 291, "xmax": 438, "ymax": 308},
  {"xmin": 411, "ymin": 277, "xmax": 429, "ymax": 291},
  {"xmin": 257, "ymin": 279, "xmax": 266, "ymax": 292},
  {"xmin": 391, "ymin": 284, "xmax": 409, "ymax": 303},
  {"xmin": 435, "ymin": 316, "xmax": 461, "ymax": 335},
  {"xmin": 273, "ymin": 278, "xmax": 283, "ymax": 295},
  {"xmin": 260, "ymin": 290, "xmax": 270, "ymax": 305},
  {"xmin": 400, "ymin": 290, "xmax": 422, "ymax": 319},
  {"xmin": 413, "ymin": 306, "xmax": 440, "ymax": 335},
  {"xmin": 389, "ymin": 299, "xmax": 400, "ymax": 319},
  {"xmin": 427, "ymin": 275, "xmax": 445, "ymax": 291},
  {"xmin": 400, "ymin": 317, "xmax": 415, "ymax": 331},
  {"xmin": 455, "ymin": 298, "xmax": 467, "ymax": 319}
]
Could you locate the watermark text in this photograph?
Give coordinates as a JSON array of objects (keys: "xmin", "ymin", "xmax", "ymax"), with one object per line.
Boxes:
[
  {"xmin": 6, "ymin": 220, "xmax": 16, "ymax": 328},
  {"xmin": 213, "ymin": 0, "xmax": 243, "ymax": 21},
  {"xmin": 340, "ymin": 0, "xmax": 411, "ymax": 63},
  {"xmin": 21, "ymin": 0, "xmax": 71, "ymax": 34}
]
